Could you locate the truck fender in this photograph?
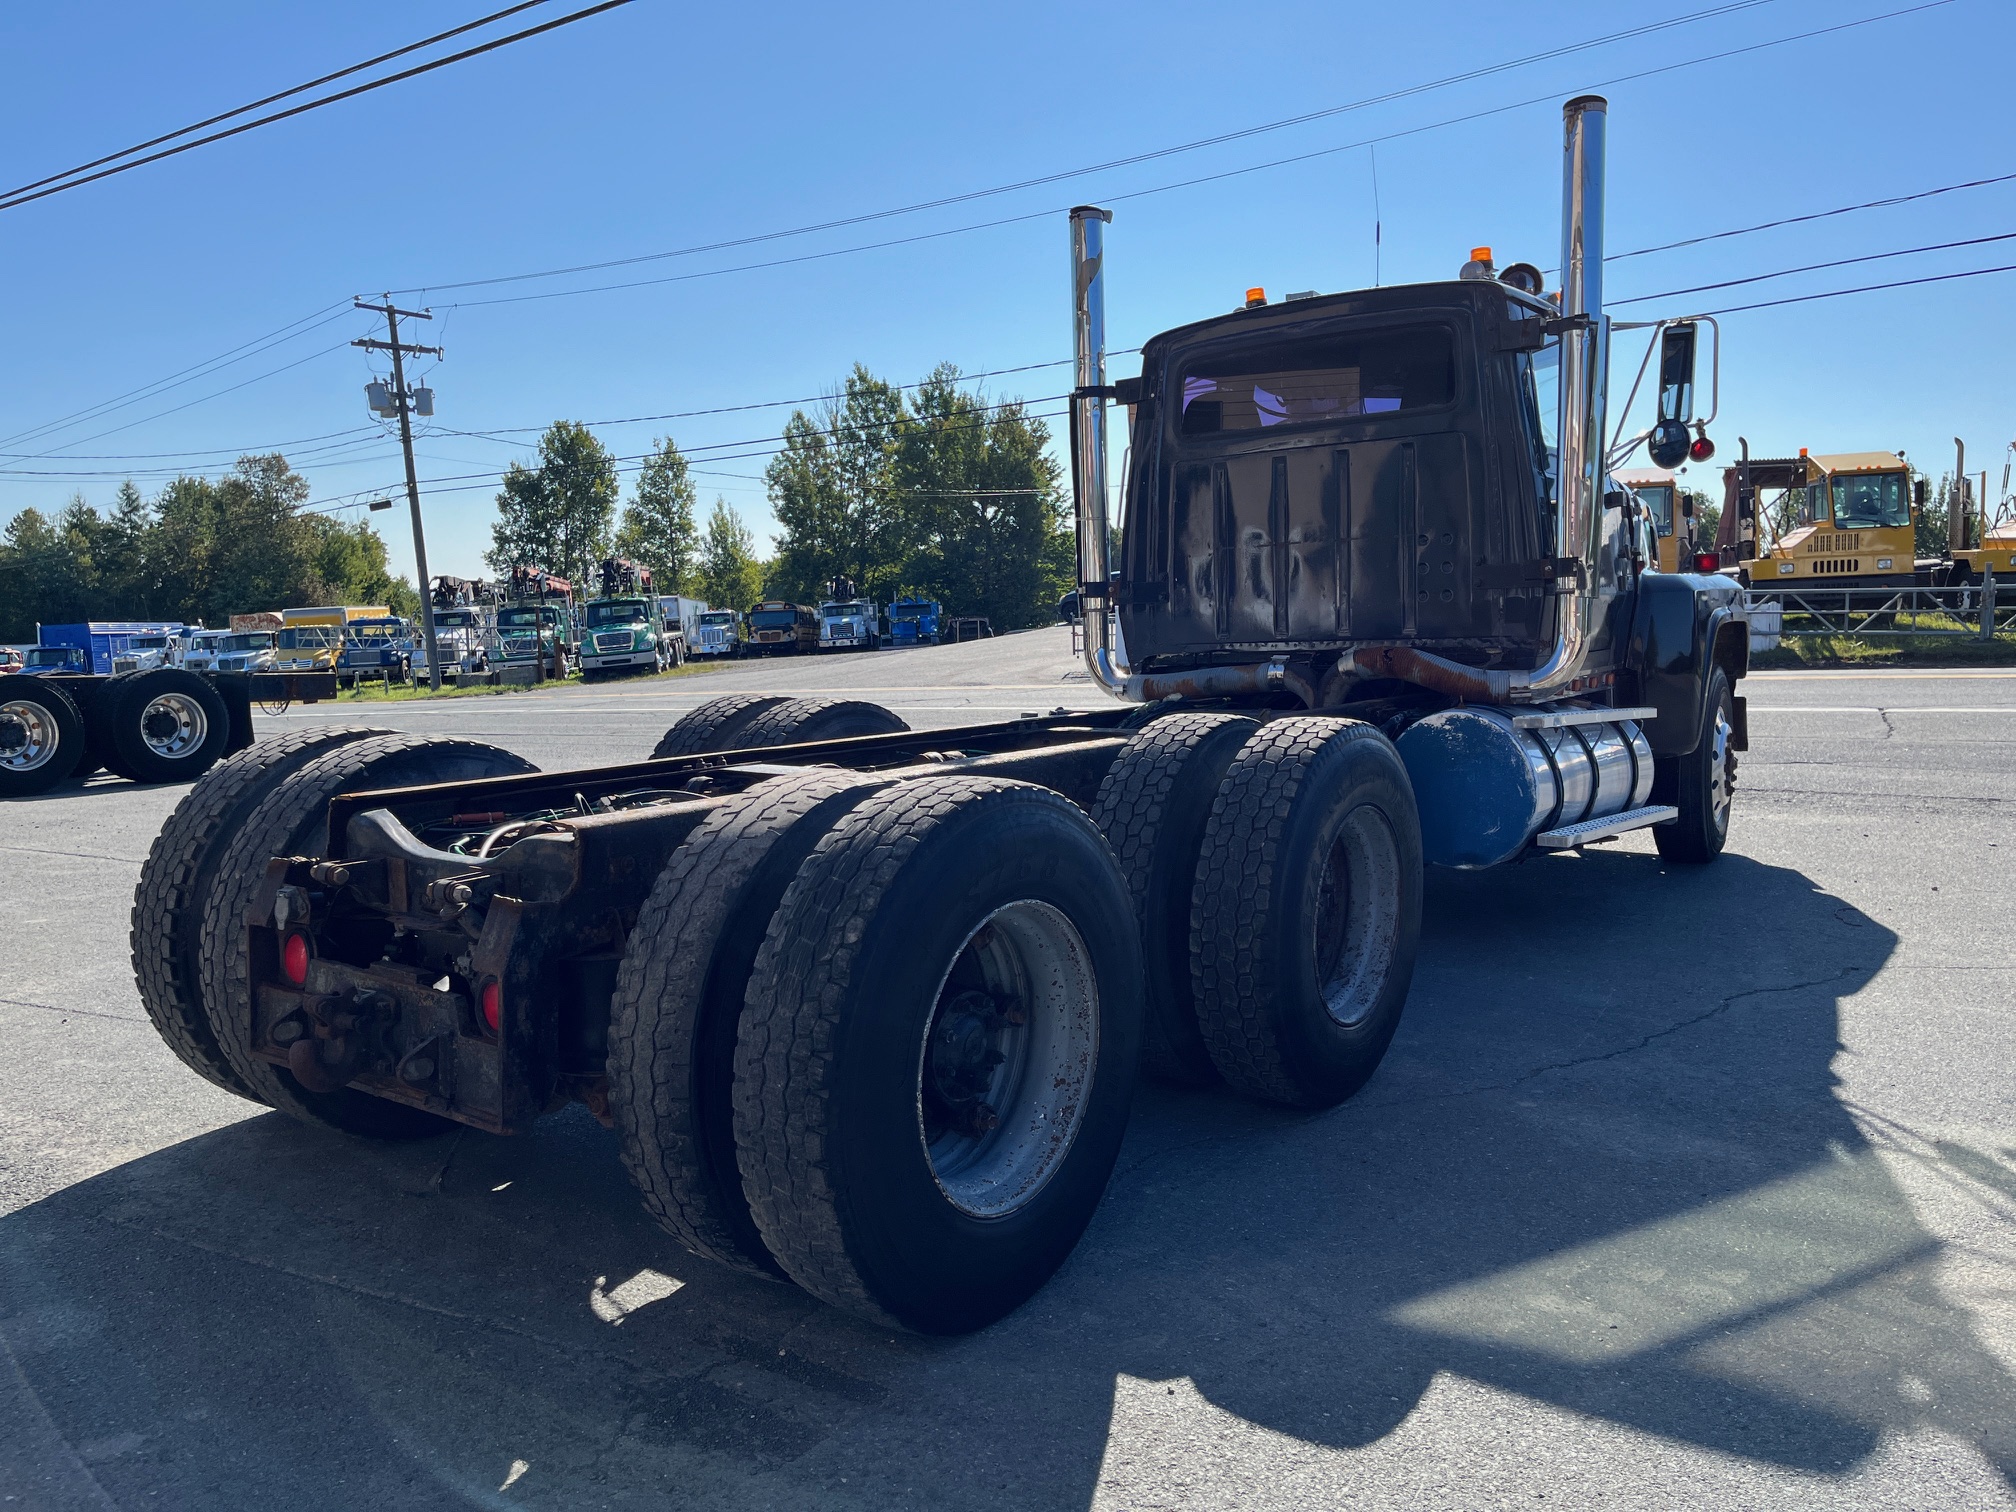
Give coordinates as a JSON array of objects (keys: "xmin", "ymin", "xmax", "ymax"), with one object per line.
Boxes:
[{"xmin": 1626, "ymin": 573, "xmax": 1746, "ymax": 758}]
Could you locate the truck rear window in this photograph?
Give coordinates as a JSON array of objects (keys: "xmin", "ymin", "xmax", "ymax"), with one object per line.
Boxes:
[{"xmin": 1178, "ymin": 326, "xmax": 1454, "ymax": 435}]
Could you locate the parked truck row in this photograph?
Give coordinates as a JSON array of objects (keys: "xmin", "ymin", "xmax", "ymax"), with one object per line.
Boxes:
[{"xmin": 136, "ymin": 96, "xmax": 1752, "ymax": 1338}]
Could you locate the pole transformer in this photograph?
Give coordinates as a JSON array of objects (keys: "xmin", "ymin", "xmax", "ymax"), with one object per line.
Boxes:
[{"xmin": 355, "ymin": 298, "xmax": 446, "ymax": 691}]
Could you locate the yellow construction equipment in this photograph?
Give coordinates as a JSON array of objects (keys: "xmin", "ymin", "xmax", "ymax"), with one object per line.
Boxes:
[{"xmin": 1731, "ymin": 450, "xmax": 1924, "ymax": 588}]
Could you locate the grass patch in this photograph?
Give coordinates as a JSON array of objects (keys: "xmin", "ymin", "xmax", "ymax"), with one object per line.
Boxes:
[
  {"xmin": 335, "ymin": 661, "xmax": 722, "ymax": 702},
  {"xmin": 1752, "ymin": 634, "xmax": 2016, "ymax": 669}
]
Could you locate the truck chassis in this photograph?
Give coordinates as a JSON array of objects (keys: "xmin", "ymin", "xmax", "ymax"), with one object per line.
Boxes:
[{"xmin": 137, "ymin": 94, "xmax": 1749, "ymax": 1334}]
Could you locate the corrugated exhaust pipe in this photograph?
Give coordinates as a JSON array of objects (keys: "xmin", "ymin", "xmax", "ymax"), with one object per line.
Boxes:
[{"xmin": 1508, "ymin": 93, "xmax": 1608, "ymax": 703}]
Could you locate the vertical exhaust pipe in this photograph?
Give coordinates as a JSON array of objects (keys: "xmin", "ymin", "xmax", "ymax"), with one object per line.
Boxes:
[
  {"xmin": 1069, "ymin": 206, "xmax": 1131, "ymax": 698},
  {"xmin": 1513, "ymin": 93, "xmax": 1607, "ymax": 702}
]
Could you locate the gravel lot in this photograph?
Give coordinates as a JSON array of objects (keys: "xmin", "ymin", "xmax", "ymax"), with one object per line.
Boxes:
[{"xmin": 4, "ymin": 625, "xmax": 2013, "ymax": 1510}]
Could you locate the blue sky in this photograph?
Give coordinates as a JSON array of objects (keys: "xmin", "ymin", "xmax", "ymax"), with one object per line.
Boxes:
[{"xmin": 0, "ymin": 0, "xmax": 2008, "ymax": 585}]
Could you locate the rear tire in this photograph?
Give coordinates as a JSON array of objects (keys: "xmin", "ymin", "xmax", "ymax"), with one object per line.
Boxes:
[
  {"xmin": 107, "ymin": 669, "xmax": 231, "ymax": 784},
  {"xmin": 729, "ymin": 697, "xmax": 909, "ymax": 748},
  {"xmin": 1191, "ymin": 718, "xmax": 1422, "ymax": 1109},
  {"xmin": 198, "ymin": 734, "xmax": 538, "ymax": 1138},
  {"xmin": 607, "ymin": 770, "xmax": 891, "ymax": 1277},
  {"xmin": 0, "ymin": 676, "xmax": 87, "ymax": 796},
  {"xmin": 1090, "ymin": 712, "xmax": 1259, "ymax": 1086},
  {"xmin": 131, "ymin": 726, "xmax": 390, "ymax": 1100},
  {"xmin": 650, "ymin": 694, "xmax": 792, "ymax": 758},
  {"xmin": 735, "ymin": 777, "xmax": 1143, "ymax": 1334},
  {"xmin": 1653, "ymin": 667, "xmax": 1736, "ymax": 864}
]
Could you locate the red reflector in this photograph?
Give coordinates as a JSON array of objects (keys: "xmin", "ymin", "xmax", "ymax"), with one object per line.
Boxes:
[
  {"xmin": 480, "ymin": 979, "xmax": 501, "ymax": 1033},
  {"xmin": 1694, "ymin": 551, "xmax": 1721, "ymax": 572},
  {"xmin": 281, "ymin": 932, "xmax": 309, "ymax": 986}
]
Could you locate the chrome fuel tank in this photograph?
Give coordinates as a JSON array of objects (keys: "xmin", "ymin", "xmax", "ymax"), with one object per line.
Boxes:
[{"xmin": 1395, "ymin": 707, "xmax": 1655, "ymax": 868}]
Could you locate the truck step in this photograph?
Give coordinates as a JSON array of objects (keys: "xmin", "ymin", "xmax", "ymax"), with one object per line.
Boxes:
[{"xmin": 1535, "ymin": 804, "xmax": 1678, "ymax": 849}]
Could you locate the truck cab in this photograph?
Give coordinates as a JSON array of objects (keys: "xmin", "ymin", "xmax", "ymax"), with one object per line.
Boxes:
[
  {"xmin": 22, "ymin": 644, "xmax": 89, "ymax": 674},
  {"xmin": 580, "ymin": 595, "xmax": 672, "ymax": 678},
  {"xmin": 337, "ymin": 617, "xmax": 419, "ymax": 685},
  {"xmin": 1739, "ymin": 451, "xmax": 1920, "ymax": 588},
  {"xmin": 886, "ymin": 597, "xmax": 941, "ymax": 646},
  {"xmin": 1613, "ymin": 467, "xmax": 1698, "ymax": 574},
  {"xmin": 180, "ymin": 629, "xmax": 277, "ymax": 674},
  {"xmin": 692, "ymin": 609, "xmax": 744, "ymax": 658},
  {"xmin": 818, "ymin": 599, "xmax": 878, "ymax": 652}
]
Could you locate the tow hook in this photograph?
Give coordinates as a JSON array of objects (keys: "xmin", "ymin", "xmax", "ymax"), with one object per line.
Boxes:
[{"xmin": 279, "ymin": 988, "xmax": 394, "ymax": 1092}]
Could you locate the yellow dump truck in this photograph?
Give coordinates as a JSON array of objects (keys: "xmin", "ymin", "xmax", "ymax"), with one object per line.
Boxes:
[
  {"xmin": 275, "ymin": 605, "xmax": 390, "ymax": 673},
  {"xmin": 1734, "ymin": 451, "xmax": 1925, "ymax": 589}
]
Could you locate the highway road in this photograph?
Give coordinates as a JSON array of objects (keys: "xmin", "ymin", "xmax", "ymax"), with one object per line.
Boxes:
[{"xmin": 3, "ymin": 627, "xmax": 2013, "ymax": 1509}]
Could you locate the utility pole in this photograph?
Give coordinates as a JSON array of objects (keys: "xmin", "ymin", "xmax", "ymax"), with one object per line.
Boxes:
[{"xmin": 354, "ymin": 298, "xmax": 446, "ymax": 691}]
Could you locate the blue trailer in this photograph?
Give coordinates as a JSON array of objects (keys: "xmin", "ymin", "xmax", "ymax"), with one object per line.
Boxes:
[
  {"xmin": 32, "ymin": 621, "xmax": 185, "ymax": 675},
  {"xmin": 886, "ymin": 597, "xmax": 942, "ymax": 646}
]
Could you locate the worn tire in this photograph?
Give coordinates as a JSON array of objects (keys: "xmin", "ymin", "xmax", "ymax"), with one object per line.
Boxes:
[
  {"xmin": 607, "ymin": 770, "xmax": 891, "ymax": 1278},
  {"xmin": 1089, "ymin": 712, "xmax": 1259, "ymax": 1086},
  {"xmin": 730, "ymin": 697, "xmax": 909, "ymax": 748},
  {"xmin": 107, "ymin": 668, "xmax": 231, "ymax": 785},
  {"xmin": 1653, "ymin": 666, "xmax": 1736, "ymax": 864},
  {"xmin": 1192, "ymin": 717, "xmax": 1422, "ymax": 1109},
  {"xmin": 649, "ymin": 694, "xmax": 794, "ymax": 758},
  {"xmin": 0, "ymin": 676, "xmax": 88, "ymax": 796},
  {"xmin": 130, "ymin": 726, "xmax": 390, "ymax": 1100},
  {"xmin": 198, "ymin": 734, "xmax": 538, "ymax": 1138},
  {"xmin": 735, "ymin": 777, "xmax": 1143, "ymax": 1334}
]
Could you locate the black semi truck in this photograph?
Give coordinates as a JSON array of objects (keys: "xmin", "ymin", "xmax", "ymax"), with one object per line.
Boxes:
[
  {"xmin": 1, "ymin": 667, "xmax": 338, "ymax": 798},
  {"xmin": 135, "ymin": 96, "xmax": 1745, "ymax": 1334}
]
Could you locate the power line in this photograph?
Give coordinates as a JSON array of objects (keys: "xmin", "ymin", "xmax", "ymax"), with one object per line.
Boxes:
[
  {"xmin": 1690, "ymin": 261, "xmax": 2016, "ymax": 316},
  {"xmin": 0, "ymin": 425, "xmax": 380, "ymax": 463},
  {"xmin": 0, "ymin": 3, "xmax": 558, "ymax": 207},
  {"xmin": 0, "ymin": 0, "xmax": 641, "ymax": 214},
  {"xmin": 0, "ymin": 340, "xmax": 359, "ymax": 465},
  {"xmin": 1606, "ymin": 169, "xmax": 2016, "ymax": 264},
  {"xmin": 437, "ymin": 354, "xmax": 1136, "ymax": 436},
  {"xmin": 0, "ymin": 303, "xmax": 355, "ymax": 450},
  {"xmin": 389, "ymin": 0, "xmax": 1787, "ymax": 298},
  {"xmin": 1612, "ymin": 229, "xmax": 2016, "ymax": 306},
  {"xmin": 427, "ymin": 1, "xmax": 1957, "ymax": 313}
]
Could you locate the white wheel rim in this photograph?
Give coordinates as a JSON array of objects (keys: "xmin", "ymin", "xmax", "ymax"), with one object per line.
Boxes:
[
  {"xmin": 917, "ymin": 899, "xmax": 1099, "ymax": 1219},
  {"xmin": 0, "ymin": 700, "xmax": 58, "ymax": 772},
  {"xmin": 1313, "ymin": 804, "xmax": 1403, "ymax": 1028},
  {"xmin": 140, "ymin": 691, "xmax": 207, "ymax": 758}
]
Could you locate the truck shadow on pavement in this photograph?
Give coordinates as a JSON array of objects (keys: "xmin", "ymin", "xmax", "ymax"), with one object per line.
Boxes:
[{"xmin": 5, "ymin": 849, "xmax": 2015, "ymax": 1508}]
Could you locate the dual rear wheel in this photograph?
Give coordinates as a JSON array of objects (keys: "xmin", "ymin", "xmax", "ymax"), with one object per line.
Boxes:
[{"xmin": 613, "ymin": 698, "xmax": 1423, "ymax": 1331}]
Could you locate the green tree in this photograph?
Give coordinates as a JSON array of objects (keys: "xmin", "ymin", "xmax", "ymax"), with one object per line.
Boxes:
[
  {"xmin": 613, "ymin": 436, "xmax": 699, "ymax": 591},
  {"xmin": 694, "ymin": 498, "xmax": 765, "ymax": 611},
  {"xmin": 307, "ymin": 515, "xmax": 419, "ymax": 615},
  {"xmin": 484, "ymin": 421, "xmax": 618, "ymax": 589},
  {"xmin": 764, "ymin": 366, "xmax": 909, "ymax": 604},
  {"xmin": 0, "ymin": 454, "xmax": 417, "ymax": 639},
  {"xmin": 895, "ymin": 366, "xmax": 1071, "ymax": 629},
  {"xmin": 1679, "ymin": 488, "xmax": 1718, "ymax": 546}
]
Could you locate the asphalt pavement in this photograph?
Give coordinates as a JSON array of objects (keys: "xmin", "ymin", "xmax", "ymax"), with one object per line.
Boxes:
[{"xmin": 3, "ymin": 626, "xmax": 2013, "ymax": 1510}]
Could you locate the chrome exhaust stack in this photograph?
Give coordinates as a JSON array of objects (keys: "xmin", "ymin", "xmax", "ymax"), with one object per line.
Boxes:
[
  {"xmin": 1511, "ymin": 93, "xmax": 1608, "ymax": 703},
  {"xmin": 1069, "ymin": 206, "xmax": 1133, "ymax": 700}
]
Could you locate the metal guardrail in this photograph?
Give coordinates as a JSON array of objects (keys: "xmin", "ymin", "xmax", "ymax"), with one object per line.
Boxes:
[{"xmin": 1744, "ymin": 577, "xmax": 2010, "ymax": 640}]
